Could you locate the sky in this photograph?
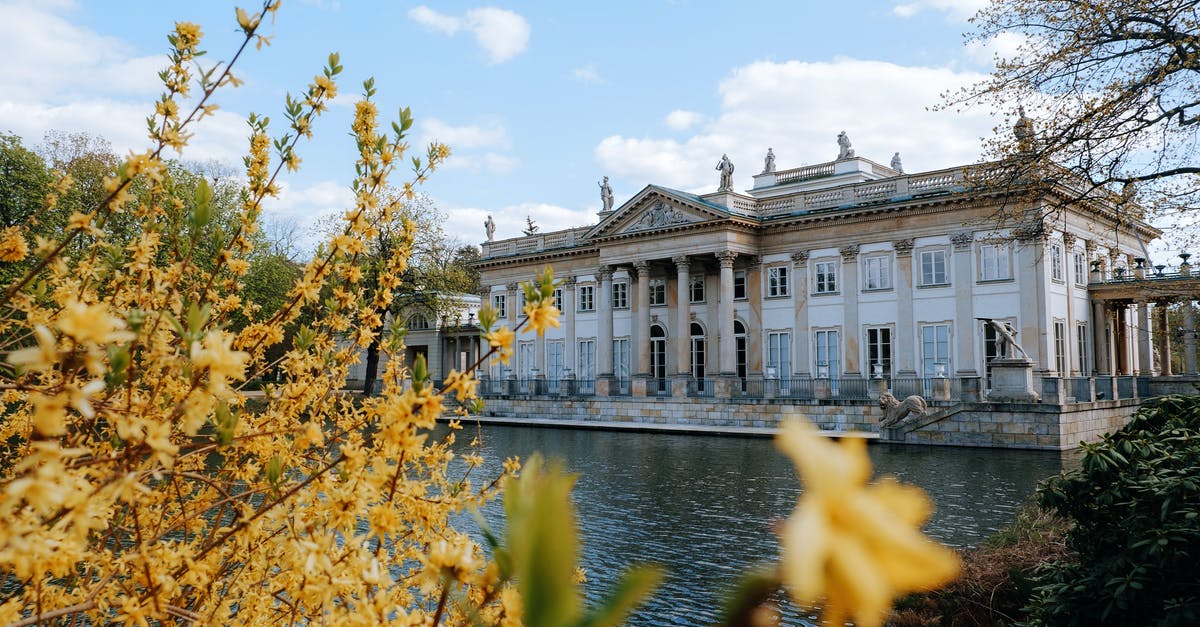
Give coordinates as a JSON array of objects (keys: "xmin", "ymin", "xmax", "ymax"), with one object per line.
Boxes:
[{"xmin": 0, "ymin": 0, "xmax": 1021, "ymax": 248}]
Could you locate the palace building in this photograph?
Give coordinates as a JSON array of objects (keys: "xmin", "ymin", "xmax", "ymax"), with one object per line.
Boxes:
[{"xmin": 467, "ymin": 131, "xmax": 1200, "ymax": 448}]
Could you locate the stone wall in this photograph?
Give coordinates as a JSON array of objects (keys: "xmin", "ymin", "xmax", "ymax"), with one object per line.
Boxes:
[{"xmin": 480, "ymin": 397, "xmax": 1143, "ymax": 450}]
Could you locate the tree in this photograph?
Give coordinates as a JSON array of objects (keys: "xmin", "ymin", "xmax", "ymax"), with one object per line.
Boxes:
[
  {"xmin": 947, "ymin": 0, "xmax": 1200, "ymax": 246},
  {"xmin": 0, "ymin": 133, "xmax": 52, "ymax": 230}
]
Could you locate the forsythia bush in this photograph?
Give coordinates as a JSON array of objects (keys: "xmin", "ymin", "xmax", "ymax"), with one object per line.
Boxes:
[
  {"xmin": 0, "ymin": 3, "xmax": 962, "ymax": 625},
  {"xmin": 0, "ymin": 3, "xmax": 526, "ymax": 624}
]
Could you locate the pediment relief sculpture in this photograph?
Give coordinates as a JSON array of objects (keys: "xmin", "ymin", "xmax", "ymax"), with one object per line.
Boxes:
[{"xmin": 620, "ymin": 201, "xmax": 698, "ymax": 233}]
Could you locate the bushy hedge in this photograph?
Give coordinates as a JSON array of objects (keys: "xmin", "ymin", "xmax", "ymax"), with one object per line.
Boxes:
[{"xmin": 1026, "ymin": 395, "xmax": 1200, "ymax": 626}]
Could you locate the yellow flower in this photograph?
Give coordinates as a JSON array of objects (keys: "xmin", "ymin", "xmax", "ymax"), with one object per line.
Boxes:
[
  {"xmin": 485, "ymin": 326, "xmax": 515, "ymax": 365},
  {"xmin": 8, "ymin": 325, "xmax": 57, "ymax": 372},
  {"xmin": 523, "ymin": 300, "xmax": 560, "ymax": 336},
  {"xmin": 441, "ymin": 370, "xmax": 478, "ymax": 400},
  {"xmin": 0, "ymin": 226, "xmax": 28, "ymax": 262},
  {"xmin": 57, "ymin": 300, "xmax": 126, "ymax": 345},
  {"xmin": 190, "ymin": 330, "xmax": 250, "ymax": 390},
  {"xmin": 776, "ymin": 419, "xmax": 960, "ymax": 627}
]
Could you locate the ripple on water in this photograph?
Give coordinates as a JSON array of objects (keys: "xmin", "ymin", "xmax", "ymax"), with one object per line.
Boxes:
[{"xmin": 452, "ymin": 425, "xmax": 1067, "ymax": 627}]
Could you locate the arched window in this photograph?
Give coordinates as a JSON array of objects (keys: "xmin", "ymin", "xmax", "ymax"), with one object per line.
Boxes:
[
  {"xmin": 650, "ymin": 324, "xmax": 667, "ymax": 392},
  {"xmin": 734, "ymin": 320, "xmax": 747, "ymax": 390},
  {"xmin": 408, "ymin": 313, "xmax": 431, "ymax": 330},
  {"xmin": 690, "ymin": 322, "xmax": 706, "ymax": 389}
]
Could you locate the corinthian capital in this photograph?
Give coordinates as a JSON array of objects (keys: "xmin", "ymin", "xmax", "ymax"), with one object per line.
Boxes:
[
  {"xmin": 839, "ymin": 244, "xmax": 860, "ymax": 261},
  {"xmin": 893, "ymin": 239, "xmax": 915, "ymax": 257},
  {"xmin": 791, "ymin": 250, "xmax": 809, "ymax": 266},
  {"xmin": 715, "ymin": 250, "xmax": 738, "ymax": 268}
]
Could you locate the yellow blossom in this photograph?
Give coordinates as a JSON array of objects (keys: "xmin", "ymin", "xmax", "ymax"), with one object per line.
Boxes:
[
  {"xmin": 190, "ymin": 330, "xmax": 250, "ymax": 390},
  {"xmin": 8, "ymin": 325, "xmax": 57, "ymax": 372},
  {"xmin": 776, "ymin": 419, "xmax": 960, "ymax": 627},
  {"xmin": 0, "ymin": 226, "xmax": 28, "ymax": 262},
  {"xmin": 57, "ymin": 300, "xmax": 127, "ymax": 345},
  {"xmin": 441, "ymin": 370, "xmax": 477, "ymax": 400},
  {"xmin": 523, "ymin": 300, "xmax": 560, "ymax": 336},
  {"xmin": 485, "ymin": 326, "xmax": 515, "ymax": 365}
]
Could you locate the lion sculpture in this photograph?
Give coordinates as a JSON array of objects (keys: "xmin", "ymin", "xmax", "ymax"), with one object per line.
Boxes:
[{"xmin": 878, "ymin": 392, "xmax": 927, "ymax": 428}]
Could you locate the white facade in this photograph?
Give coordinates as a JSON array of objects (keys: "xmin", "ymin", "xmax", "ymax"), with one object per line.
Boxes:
[{"xmin": 475, "ymin": 149, "xmax": 1162, "ymax": 396}]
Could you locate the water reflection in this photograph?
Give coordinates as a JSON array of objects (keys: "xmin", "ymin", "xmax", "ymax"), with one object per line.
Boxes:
[{"xmin": 455, "ymin": 425, "xmax": 1069, "ymax": 626}]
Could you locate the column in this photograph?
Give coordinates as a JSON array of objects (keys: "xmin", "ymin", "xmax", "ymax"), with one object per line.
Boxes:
[
  {"xmin": 506, "ymin": 282, "xmax": 519, "ymax": 378},
  {"xmin": 673, "ymin": 255, "xmax": 691, "ymax": 376},
  {"xmin": 894, "ymin": 239, "xmax": 917, "ymax": 376},
  {"xmin": 717, "ymin": 251, "xmax": 738, "ymax": 376},
  {"xmin": 597, "ymin": 266, "xmax": 614, "ymax": 381},
  {"xmin": 1063, "ymin": 234, "xmax": 1078, "ymax": 374},
  {"xmin": 1116, "ymin": 304, "xmax": 1130, "ymax": 374},
  {"xmin": 1092, "ymin": 299, "xmax": 1111, "ymax": 375},
  {"xmin": 562, "ymin": 276, "xmax": 576, "ymax": 375},
  {"xmin": 840, "ymin": 244, "xmax": 861, "ymax": 374},
  {"xmin": 1136, "ymin": 301, "xmax": 1152, "ymax": 374},
  {"xmin": 1185, "ymin": 301, "xmax": 1198, "ymax": 375},
  {"xmin": 792, "ymin": 252, "xmax": 810, "ymax": 376},
  {"xmin": 1017, "ymin": 233, "xmax": 1049, "ymax": 372},
  {"xmin": 633, "ymin": 260, "xmax": 652, "ymax": 377},
  {"xmin": 951, "ymin": 232, "xmax": 977, "ymax": 375},
  {"xmin": 1155, "ymin": 300, "xmax": 1172, "ymax": 376}
]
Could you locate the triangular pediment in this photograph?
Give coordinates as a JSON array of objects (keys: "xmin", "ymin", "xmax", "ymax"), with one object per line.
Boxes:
[{"xmin": 585, "ymin": 185, "xmax": 734, "ymax": 240}]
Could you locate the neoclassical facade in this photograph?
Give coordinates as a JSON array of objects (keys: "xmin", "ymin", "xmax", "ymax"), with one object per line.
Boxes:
[{"xmin": 474, "ymin": 143, "xmax": 1179, "ymax": 401}]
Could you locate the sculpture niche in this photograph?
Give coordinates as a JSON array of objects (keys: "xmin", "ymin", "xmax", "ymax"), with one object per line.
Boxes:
[{"xmin": 878, "ymin": 392, "xmax": 928, "ymax": 428}]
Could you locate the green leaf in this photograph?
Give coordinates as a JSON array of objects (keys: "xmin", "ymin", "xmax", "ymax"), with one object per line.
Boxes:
[
  {"xmin": 575, "ymin": 565, "xmax": 664, "ymax": 627},
  {"xmin": 505, "ymin": 455, "xmax": 581, "ymax": 627},
  {"xmin": 413, "ymin": 353, "xmax": 428, "ymax": 389}
]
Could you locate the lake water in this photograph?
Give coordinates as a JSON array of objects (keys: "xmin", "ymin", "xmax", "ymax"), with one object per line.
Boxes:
[{"xmin": 455, "ymin": 424, "xmax": 1072, "ymax": 626}]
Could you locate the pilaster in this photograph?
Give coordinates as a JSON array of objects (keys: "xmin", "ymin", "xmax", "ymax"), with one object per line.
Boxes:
[
  {"xmin": 791, "ymin": 251, "xmax": 810, "ymax": 376},
  {"xmin": 950, "ymin": 232, "xmax": 977, "ymax": 375},
  {"xmin": 893, "ymin": 239, "xmax": 916, "ymax": 376}
]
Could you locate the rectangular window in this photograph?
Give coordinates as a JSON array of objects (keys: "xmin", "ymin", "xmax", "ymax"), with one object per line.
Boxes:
[
  {"xmin": 1073, "ymin": 251, "xmax": 1087, "ymax": 286},
  {"xmin": 814, "ymin": 261, "xmax": 838, "ymax": 294},
  {"xmin": 866, "ymin": 327, "xmax": 892, "ymax": 377},
  {"xmin": 613, "ymin": 338, "xmax": 630, "ymax": 386},
  {"xmin": 766, "ymin": 331, "xmax": 792, "ymax": 378},
  {"xmin": 612, "ymin": 281, "xmax": 628, "ymax": 309},
  {"xmin": 1051, "ymin": 242, "xmax": 1065, "ymax": 282},
  {"xmin": 921, "ymin": 324, "xmax": 951, "ymax": 378},
  {"xmin": 690, "ymin": 276, "xmax": 705, "ymax": 303},
  {"xmin": 920, "ymin": 250, "xmax": 948, "ymax": 286},
  {"xmin": 1076, "ymin": 322, "xmax": 1089, "ymax": 374},
  {"xmin": 576, "ymin": 339, "xmax": 595, "ymax": 380},
  {"xmin": 863, "ymin": 255, "xmax": 891, "ymax": 290},
  {"xmin": 546, "ymin": 340, "xmax": 564, "ymax": 380},
  {"xmin": 767, "ymin": 265, "xmax": 789, "ymax": 297},
  {"xmin": 979, "ymin": 244, "xmax": 1011, "ymax": 281},
  {"xmin": 1054, "ymin": 320, "xmax": 1067, "ymax": 375},
  {"xmin": 552, "ymin": 288, "xmax": 563, "ymax": 311},
  {"xmin": 733, "ymin": 270, "xmax": 747, "ymax": 300},
  {"xmin": 518, "ymin": 341, "xmax": 535, "ymax": 378},
  {"xmin": 492, "ymin": 293, "xmax": 507, "ymax": 319},
  {"xmin": 814, "ymin": 329, "xmax": 840, "ymax": 378},
  {"xmin": 577, "ymin": 285, "xmax": 594, "ymax": 312},
  {"xmin": 649, "ymin": 280, "xmax": 666, "ymax": 306}
]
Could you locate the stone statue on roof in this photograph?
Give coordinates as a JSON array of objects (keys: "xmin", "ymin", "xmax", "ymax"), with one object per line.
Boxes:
[
  {"xmin": 484, "ymin": 215, "xmax": 495, "ymax": 241},
  {"xmin": 599, "ymin": 176, "xmax": 614, "ymax": 212},
  {"xmin": 763, "ymin": 147, "xmax": 776, "ymax": 173},
  {"xmin": 715, "ymin": 154, "xmax": 734, "ymax": 191},
  {"xmin": 891, "ymin": 152, "xmax": 903, "ymax": 173},
  {"xmin": 837, "ymin": 131, "xmax": 855, "ymax": 159}
]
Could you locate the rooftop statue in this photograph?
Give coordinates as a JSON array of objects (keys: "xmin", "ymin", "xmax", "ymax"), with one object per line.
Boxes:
[
  {"xmin": 763, "ymin": 147, "xmax": 776, "ymax": 173},
  {"xmin": 484, "ymin": 214, "xmax": 496, "ymax": 242},
  {"xmin": 716, "ymin": 154, "xmax": 735, "ymax": 191},
  {"xmin": 837, "ymin": 131, "xmax": 855, "ymax": 159},
  {"xmin": 891, "ymin": 152, "xmax": 904, "ymax": 173},
  {"xmin": 599, "ymin": 176, "xmax": 614, "ymax": 212}
]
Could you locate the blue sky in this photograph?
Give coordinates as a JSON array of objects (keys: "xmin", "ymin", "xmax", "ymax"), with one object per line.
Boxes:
[{"xmin": 1, "ymin": 0, "xmax": 1013, "ymax": 246}]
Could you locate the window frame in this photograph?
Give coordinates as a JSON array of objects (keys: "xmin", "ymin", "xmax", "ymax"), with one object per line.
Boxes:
[
  {"xmin": 918, "ymin": 248, "xmax": 949, "ymax": 287},
  {"xmin": 577, "ymin": 284, "xmax": 595, "ymax": 312},
  {"xmin": 813, "ymin": 260, "xmax": 838, "ymax": 295},
  {"xmin": 733, "ymin": 270, "xmax": 747, "ymax": 300},
  {"xmin": 649, "ymin": 279, "xmax": 666, "ymax": 306},
  {"xmin": 491, "ymin": 293, "xmax": 507, "ymax": 319},
  {"xmin": 978, "ymin": 243, "xmax": 1012, "ymax": 282},
  {"xmin": 862, "ymin": 254, "xmax": 892, "ymax": 291},
  {"xmin": 611, "ymin": 281, "xmax": 629, "ymax": 309},
  {"xmin": 1050, "ymin": 241, "xmax": 1065, "ymax": 283},
  {"xmin": 689, "ymin": 275, "xmax": 706, "ymax": 303},
  {"xmin": 766, "ymin": 265, "xmax": 790, "ymax": 298},
  {"xmin": 1073, "ymin": 250, "xmax": 1088, "ymax": 287}
]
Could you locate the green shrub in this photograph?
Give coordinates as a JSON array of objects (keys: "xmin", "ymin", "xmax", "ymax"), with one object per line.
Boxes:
[{"xmin": 1026, "ymin": 395, "xmax": 1200, "ymax": 626}]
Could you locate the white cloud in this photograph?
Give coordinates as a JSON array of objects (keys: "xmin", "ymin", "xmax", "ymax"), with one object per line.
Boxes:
[
  {"xmin": 665, "ymin": 110, "xmax": 704, "ymax": 131},
  {"xmin": 264, "ymin": 180, "xmax": 356, "ymax": 242},
  {"xmin": 571, "ymin": 65, "xmax": 602, "ymax": 84},
  {"xmin": 420, "ymin": 117, "xmax": 509, "ymax": 150},
  {"xmin": 595, "ymin": 58, "xmax": 997, "ymax": 193},
  {"xmin": 448, "ymin": 202, "xmax": 591, "ymax": 242},
  {"xmin": 892, "ymin": 0, "xmax": 988, "ymax": 21},
  {"xmin": 965, "ymin": 32, "xmax": 1028, "ymax": 65},
  {"xmin": 408, "ymin": 6, "xmax": 530, "ymax": 64}
]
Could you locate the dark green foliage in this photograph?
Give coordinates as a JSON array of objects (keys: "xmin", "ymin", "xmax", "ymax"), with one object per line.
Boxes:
[{"xmin": 1026, "ymin": 395, "xmax": 1200, "ymax": 626}]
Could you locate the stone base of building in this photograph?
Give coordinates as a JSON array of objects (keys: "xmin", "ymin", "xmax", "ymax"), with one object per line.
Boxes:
[
  {"xmin": 476, "ymin": 396, "xmax": 1144, "ymax": 450},
  {"xmin": 987, "ymin": 359, "xmax": 1040, "ymax": 403}
]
